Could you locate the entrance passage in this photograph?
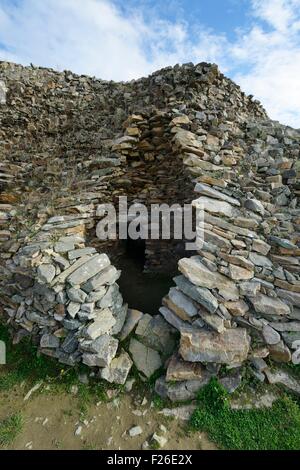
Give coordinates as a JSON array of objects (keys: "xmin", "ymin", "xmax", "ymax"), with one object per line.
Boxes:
[{"xmin": 114, "ymin": 238, "xmax": 174, "ymax": 316}]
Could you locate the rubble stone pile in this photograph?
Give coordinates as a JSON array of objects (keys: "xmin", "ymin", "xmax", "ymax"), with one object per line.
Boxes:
[{"xmin": 1, "ymin": 60, "xmax": 300, "ymax": 398}]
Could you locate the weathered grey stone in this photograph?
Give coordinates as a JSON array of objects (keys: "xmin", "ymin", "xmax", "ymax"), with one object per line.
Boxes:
[
  {"xmin": 203, "ymin": 229, "xmax": 232, "ymax": 251},
  {"xmin": 270, "ymin": 322, "xmax": 300, "ymax": 332},
  {"xmin": 128, "ymin": 426, "xmax": 143, "ymax": 437},
  {"xmin": 37, "ymin": 264, "xmax": 56, "ymax": 284},
  {"xmin": 135, "ymin": 313, "xmax": 152, "ymax": 336},
  {"xmin": 155, "ymin": 375, "xmax": 211, "ymax": 402},
  {"xmin": 249, "ymin": 252, "xmax": 273, "ymax": 269},
  {"xmin": 129, "ymin": 338, "xmax": 162, "ymax": 378},
  {"xmin": 193, "ymin": 196, "xmax": 239, "ymax": 218},
  {"xmin": 67, "ymin": 287, "xmax": 87, "ymax": 303},
  {"xmin": 152, "ymin": 433, "xmax": 167, "ymax": 448},
  {"xmin": 85, "ymin": 309, "xmax": 116, "ymax": 339},
  {"xmin": 219, "ymin": 371, "xmax": 242, "ymax": 394},
  {"xmin": 100, "ymin": 351, "xmax": 133, "ymax": 384},
  {"xmin": 252, "ymin": 239, "xmax": 271, "ymax": 255},
  {"xmin": 262, "ymin": 324, "xmax": 281, "ymax": 345},
  {"xmin": 52, "ymin": 254, "xmax": 70, "ymax": 270},
  {"xmin": 63, "ymin": 318, "xmax": 81, "ymax": 330},
  {"xmin": 26, "ymin": 310, "xmax": 56, "ymax": 327},
  {"xmin": 40, "ymin": 334, "xmax": 59, "ymax": 349},
  {"xmin": 119, "ymin": 309, "xmax": 143, "ymax": 341},
  {"xmin": 54, "ymin": 241, "xmax": 75, "ymax": 253},
  {"xmin": 179, "ymin": 256, "xmax": 239, "ymax": 301},
  {"xmin": 174, "ymin": 275, "xmax": 218, "ymax": 313},
  {"xmin": 68, "ymin": 247, "xmax": 96, "ymax": 260},
  {"xmin": 249, "ymin": 293, "xmax": 290, "ymax": 317},
  {"xmin": 82, "ymin": 336, "xmax": 118, "ymax": 367},
  {"xmin": 159, "ymin": 306, "xmax": 191, "ymax": 332},
  {"xmin": 270, "ymin": 236, "xmax": 298, "ymax": 250},
  {"xmin": 81, "ymin": 302, "xmax": 95, "ymax": 314},
  {"xmin": 194, "ymin": 183, "xmax": 240, "ymax": 206},
  {"xmin": 97, "ymin": 284, "xmax": 119, "ymax": 309},
  {"xmin": 163, "ymin": 287, "xmax": 198, "ymax": 321},
  {"xmin": 67, "ymin": 301, "xmax": 81, "ymax": 318},
  {"xmin": 239, "ymin": 281, "xmax": 261, "ymax": 297},
  {"xmin": 219, "ymin": 253, "xmax": 254, "ymax": 271},
  {"xmin": 277, "ymin": 289, "xmax": 300, "ymax": 307},
  {"xmin": 224, "ymin": 300, "xmax": 249, "ymax": 316},
  {"xmin": 84, "ymin": 334, "xmax": 118, "ymax": 362},
  {"xmin": 82, "ymin": 266, "xmax": 120, "ymax": 292},
  {"xmin": 86, "ymin": 287, "xmax": 106, "ymax": 303},
  {"xmin": 268, "ymin": 341, "xmax": 291, "ymax": 362},
  {"xmin": 56, "ymin": 291, "xmax": 67, "ymax": 304},
  {"xmin": 198, "ymin": 309, "xmax": 225, "ymax": 333},
  {"xmin": 57, "ymin": 350, "xmax": 81, "ymax": 366},
  {"xmin": 265, "ymin": 368, "xmax": 300, "ymax": 395},
  {"xmin": 230, "ymin": 391, "xmax": 278, "ymax": 409},
  {"xmin": 245, "ymin": 198, "xmax": 265, "ymax": 215},
  {"xmin": 179, "ymin": 328, "xmax": 250, "ymax": 364},
  {"xmin": 61, "ymin": 333, "xmax": 79, "ymax": 354},
  {"xmin": 111, "ymin": 303, "xmax": 128, "ymax": 335},
  {"xmin": 205, "ymin": 213, "xmax": 257, "ymax": 238},
  {"xmin": 281, "ymin": 332, "xmax": 300, "ymax": 348},
  {"xmin": 229, "ymin": 264, "xmax": 254, "ymax": 281},
  {"xmin": 166, "ymin": 354, "xmax": 205, "ymax": 382},
  {"xmin": 67, "ymin": 254, "xmax": 110, "ymax": 287},
  {"xmin": 51, "ymin": 255, "xmax": 91, "ymax": 286},
  {"xmin": 135, "ymin": 314, "xmax": 176, "ymax": 356}
]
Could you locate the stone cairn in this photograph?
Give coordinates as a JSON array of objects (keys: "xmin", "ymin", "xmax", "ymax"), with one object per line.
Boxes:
[{"xmin": 1, "ymin": 61, "xmax": 300, "ymax": 399}]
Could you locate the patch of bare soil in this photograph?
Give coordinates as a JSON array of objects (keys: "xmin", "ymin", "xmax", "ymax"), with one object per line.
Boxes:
[{"xmin": 0, "ymin": 384, "xmax": 217, "ymax": 450}]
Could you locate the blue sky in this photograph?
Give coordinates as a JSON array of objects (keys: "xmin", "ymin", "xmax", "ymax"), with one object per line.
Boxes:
[{"xmin": 1, "ymin": 0, "xmax": 300, "ymax": 127}]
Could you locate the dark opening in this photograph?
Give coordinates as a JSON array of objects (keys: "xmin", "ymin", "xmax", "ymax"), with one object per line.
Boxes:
[
  {"xmin": 114, "ymin": 237, "xmax": 174, "ymax": 316},
  {"xmin": 125, "ymin": 237, "xmax": 146, "ymax": 268}
]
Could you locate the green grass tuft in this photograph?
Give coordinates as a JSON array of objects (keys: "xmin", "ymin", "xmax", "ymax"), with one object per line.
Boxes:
[
  {"xmin": 190, "ymin": 378, "xmax": 300, "ymax": 450},
  {"xmin": 0, "ymin": 322, "xmax": 122, "ymax": 404},
  {"xmin": 0, "ymin": 413, "xmax": 23, "ymax": 447}
]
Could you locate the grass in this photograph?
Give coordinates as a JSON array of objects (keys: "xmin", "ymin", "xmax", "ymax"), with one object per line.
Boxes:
[
  {"xmin": 0, "ymin": 413, "xmax": 23, "ymax": 447},
  {"xmin": 4, "ymin": 318, "xmax": 300, "ymax": 450},
  {"xmin": 0, "ymin": 322, "xmax": 123, "ymax": 412},
  {"xmin": 190, "ymin": 378, "xmax": 300, "ymax": 450}
]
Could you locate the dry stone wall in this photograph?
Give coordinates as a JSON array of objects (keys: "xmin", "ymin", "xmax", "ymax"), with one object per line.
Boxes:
[{"xmin": 1, "ymin": 60, "xmax": 300, "ymax": 398}]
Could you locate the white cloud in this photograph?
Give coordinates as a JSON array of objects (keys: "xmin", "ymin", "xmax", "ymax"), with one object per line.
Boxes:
[
  {"xmin": 230, "ymin": 0, "xmax": 300, "ymax": 127},
  {"xmin": 251, "ymin": 0, "xmax": 296, "ymax": 32},
  {"xmin": 0, "ymin": 0, "xmax": 300, "ymax": 127},
  {"xmin": 0, "ymin": 0, "xmax": 221, "ymax": 80}
]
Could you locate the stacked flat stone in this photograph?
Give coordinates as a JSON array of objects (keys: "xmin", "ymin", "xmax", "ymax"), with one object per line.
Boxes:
[
  {"xmin": 3, "ymin": 217, "xmax": 133, "ymax": 384},
  {"xmin": 152, "ymin": 114, "xmax": 300, "ymax": 401},
  {"xmin": 1, "ymin": 60, "xmax": 300, "ymax": 396}
]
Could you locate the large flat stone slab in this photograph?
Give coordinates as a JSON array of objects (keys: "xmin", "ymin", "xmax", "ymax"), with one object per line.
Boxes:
[
  {"xmin": 194, "ymin": 183, "xmax": 241, "ymax": 206},
  {"xmin": 129, "ymin": 338, "xmax": 162, "ymax": 378},
  {"xmin": 82, "ymin": 266, "xmax": 120, "ymax": 292},
  {"xmin": 174, "ymin": 275, "xmax": 218, "ymax": 313},
  {"xmin": 163, "ymin": 287, "xmax": 198, "ymax": 321},
  {"xmin": 192, "ymin": 196, "xmax": 239, "ymax": 218},
  {"xmin": 178, "ymin": 256, "xmax": 239, "ymax": 301},
  {"xmin": 249, "ymin": 293, "xmax": 290, "ymax": 318},
  {"xmin": 100, "ymin": 351, "xmax": 133, "ymax": 384},
  {"xmin": 85, "ymin": 309, "xmax": 116, "ymax": 339},
  {"xmin": 179, "ymin": 328, "xmax": 250, "ymax": 364},
  {"xmin": 67, "ymin": 254, "xmax": 110, "ymax": 287}
]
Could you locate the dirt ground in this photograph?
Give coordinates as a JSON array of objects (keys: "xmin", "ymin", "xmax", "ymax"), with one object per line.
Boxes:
[{"xmin": 0, "ymin": 383, "xmax": 217, "ymax": 450}]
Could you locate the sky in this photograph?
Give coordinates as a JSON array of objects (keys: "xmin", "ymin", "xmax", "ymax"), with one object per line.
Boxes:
[{"xmin": 0, "ymin": 0, "xmax": 300, "ymax": 128}]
